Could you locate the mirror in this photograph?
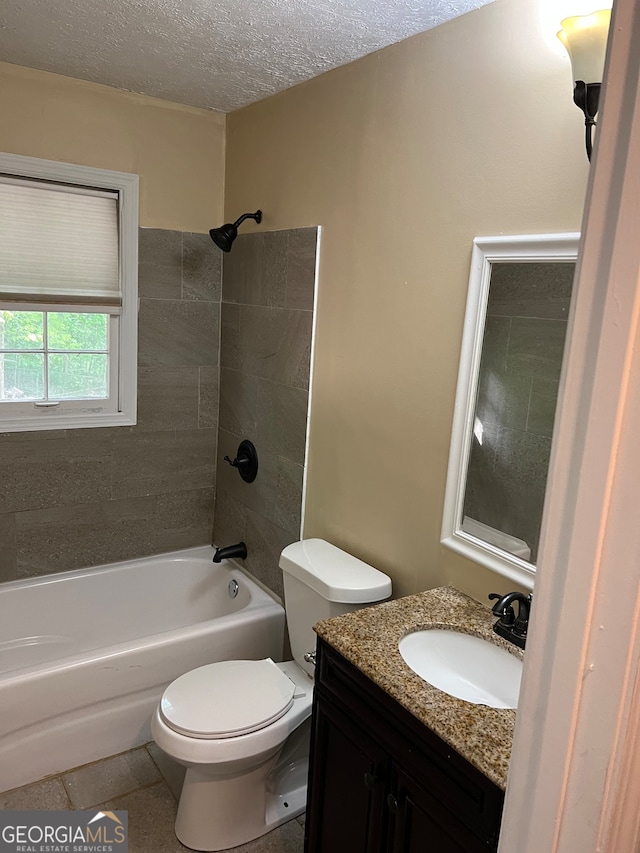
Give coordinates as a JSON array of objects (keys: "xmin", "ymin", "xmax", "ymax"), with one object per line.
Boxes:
[{"xmin": 441, "ymin": 233, "xmax": 579, "ymax": 589}]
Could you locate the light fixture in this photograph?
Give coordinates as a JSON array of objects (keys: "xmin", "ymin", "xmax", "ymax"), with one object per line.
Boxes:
[{"xmin": 557, "ymin": 8, "xmax": 611, "ymax": 161}]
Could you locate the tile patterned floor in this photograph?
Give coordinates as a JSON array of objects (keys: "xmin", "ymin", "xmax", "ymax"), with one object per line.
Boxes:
[{"xmin": 0, "ymin": 744, "xmax": 305, "ymax": 853}]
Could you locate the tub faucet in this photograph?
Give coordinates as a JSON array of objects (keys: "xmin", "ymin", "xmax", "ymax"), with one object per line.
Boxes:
[
  {"xmin": 488, "ymin": 591, "xmax": 532, "ymax": 649},
  {"xmin": 213, "ymin": 542, "xmax": 248, "ymax": 563}
]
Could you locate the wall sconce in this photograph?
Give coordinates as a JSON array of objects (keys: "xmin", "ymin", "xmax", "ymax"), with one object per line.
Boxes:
[{"xmin": 557, "ymin": 9, "xmax": 611, "ymax": 161}]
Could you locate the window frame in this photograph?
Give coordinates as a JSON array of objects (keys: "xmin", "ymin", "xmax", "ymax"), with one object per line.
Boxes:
[{"xmin": 0, "ymin": 153, "xmax": 138, "ymax": 432}]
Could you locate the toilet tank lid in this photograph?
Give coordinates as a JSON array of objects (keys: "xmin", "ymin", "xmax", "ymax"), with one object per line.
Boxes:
[{"xmin": 279, "ymin": 539, "xmax": 392, "ymax": 604}]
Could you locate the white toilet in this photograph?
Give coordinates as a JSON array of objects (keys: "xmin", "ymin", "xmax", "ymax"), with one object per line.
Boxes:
[{"xmin": 151, "ymin": 538, "xmax": 392, "ymax": 852}]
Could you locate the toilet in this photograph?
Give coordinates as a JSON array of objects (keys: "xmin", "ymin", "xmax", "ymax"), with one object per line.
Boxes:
[{"xmin": 151, "ymin": 538, "xmax": 392, "ymax": 851}]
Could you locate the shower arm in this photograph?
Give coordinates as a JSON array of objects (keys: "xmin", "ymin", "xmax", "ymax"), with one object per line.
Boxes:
[{"xmin": 233, "ymin": 211, "xmax": 262, "ymax": 228}]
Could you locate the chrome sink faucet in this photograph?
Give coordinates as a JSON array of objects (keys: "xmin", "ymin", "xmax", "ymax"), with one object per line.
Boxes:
[{"xmin": 488, "ymin": 591, "xmax": 532, "ymax": 649}]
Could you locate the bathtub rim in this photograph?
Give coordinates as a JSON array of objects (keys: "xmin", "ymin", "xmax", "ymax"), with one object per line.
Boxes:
[{"xmin": 0, "ymin": 544, "xmax": 283, "ymax": 606}]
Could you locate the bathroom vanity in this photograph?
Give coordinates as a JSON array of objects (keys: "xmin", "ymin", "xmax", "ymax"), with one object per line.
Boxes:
[{"xmin": 305, "ymin": 588, "xmax": 520, "ymax": 853}]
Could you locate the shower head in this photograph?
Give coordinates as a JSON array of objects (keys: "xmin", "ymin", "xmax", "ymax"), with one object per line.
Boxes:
[{"xmin": 209, "ymin": 210, "xmax": 262, "ymax": 252}]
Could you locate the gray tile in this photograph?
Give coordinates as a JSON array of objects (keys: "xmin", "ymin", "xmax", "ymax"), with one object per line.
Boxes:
[
  {"xmin": 261, "ymin": 230, "xmax": 289, "ymax": 308},
  {"xmin": 256, "ymin": 380, "xmax": 308, "ymax": 466},
  {"xmin": 219, "ymin": 367, "xmax": 308, "ymax": 468},
  {"xmin": 0, "ymin": 512, "xmax": 17, "ymax": 582},
  {"xmin": 527, "ymin": 378, "xmax": 559, "ymax": 437},
  {"xmin": 475, "ymin": 368, "xmax": 531, "ymax": 432},
  {"xmin": 0, "ymin": 777, "xmax": 70, "ymax": 809},
  {"xmin": 243, "ymin": 506, "xmax": 296, "ymax": 600},
  {"xmin": 219, "ymin": 368, "xmax": 259, "ymax": 439},
  {"xmin": 506, "ymin": 317, "xmax": 567, "ymax": 380},
  {"xmin": 462, "ymin": 473, "xmax": 512, "ymax": 540},
  {"xmin": 138, "ymin": 299, "xmax": 219, "ymax": 368},
  {"xmin": 111, "ymin": 430, "xmax": 216, "ymax": 499},
  {"xmin": 102, "ymin": 782, "xmax": 189, "ymax": 853},
  {"xmin": 217, "ymin": 429, "xmax": 303, "ymax": 536},
  {"xmin": 495, "ymin": 427, "xmax": 552, "ymax": 491},
  {"xmin": 498, "ymin": 478, "xmax": 546, "ymax": 563},
  {"xmin": 488, "ymin": 262, "xmax": 575, "ymax": 320},
  {"xmin": 0, "ymin": 428, "xmax": 68, "ymax": 442},
  {"xmin": 62, "ymin": 748, "xmax": 160, "ymax": 809},
  {"xmin": 465, "ymin": 480, "xmax": 541, "ymax": 563},
  {"xmin": 220, "ymin": 304, "xmax": 312, "ymax": 390},
  {"xmin": 146, "ymin": 742, "xmax": 186, "ymax": 801},
  {"xmin": 220, "ymin": 302, "xmax": 242, "ymax": 371},
  {"xmin": 286, "ymin": 228, "xmax": 317, "ymax": 311},
  {"xmin": 138, "ymin": 228, "xmax": 182, "ymax": 300},
  {"xmin": 223, "ymin": 230, "xmax": 289, "ymax": 309},
  {"xmin": 465, "ymin": 420, "xmax": 498, "ymax": 476},
  {"xmin": 182, "ymin": 232, "xmax": 222, "ymax": 302},
  {"xmin": 0, "ymin": 436, "xmax": 111, "ymax": 513},
  {"xmin": 213, "ymin": 489, "xmax": 247, "ymax": 553},
  {"xmin": 222, "ymin": 228, "xmax": 316, "ymax": 312},
  {"xmin": 463, "ymin": 421, "xmax": 507, "ymax": 531},
  {"xmin": 137, "ymin": 367, "xmax": 200, "ymax": 432},
  {"xmin": 479, "ymin": 316, "xmax": 510, "ymax": 373},
  {"xmin": 232, "ymin": 818, "xmax": 305, "ymax": 853},
  {"xmin": 198, "ymin": 366, "xmax": 220, "ymax": 430},
  {"xmin": 222, "ymin": 232, "xmax": 264, "ymax": 306},
  {"xmin": 14, "ymin": 489, "xmax": 214, "ymax": 577}
]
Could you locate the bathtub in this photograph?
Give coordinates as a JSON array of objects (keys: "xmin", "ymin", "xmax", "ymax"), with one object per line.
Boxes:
[{"xmin": 0, "ymin": 545, "xmax": 285, "ymax": 793}]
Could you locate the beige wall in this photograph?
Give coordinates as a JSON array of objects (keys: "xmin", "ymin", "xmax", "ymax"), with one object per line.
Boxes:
[
  {"xmin": 0, "ymin": 61, "xmax": 225, "ymax": 231},
  {"xmin": 225, "ymin": 0, "xmax": 589, "ymax": 601}
]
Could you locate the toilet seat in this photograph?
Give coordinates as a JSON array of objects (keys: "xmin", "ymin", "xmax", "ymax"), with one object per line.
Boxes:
[{"xmin": 160, "ymin": 659, "xmax": 296, "ymax": 739}]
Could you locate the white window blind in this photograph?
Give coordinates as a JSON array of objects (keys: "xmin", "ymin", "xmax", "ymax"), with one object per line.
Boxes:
[{"xmin": 0, "ymin": 177, "xmax": 120, "ymax": 308}]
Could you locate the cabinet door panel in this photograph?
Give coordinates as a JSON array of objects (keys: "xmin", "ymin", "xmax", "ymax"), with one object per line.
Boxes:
[
  {"xmin": 392, "ymin": 769, "xmax": 492, "ymax": 853},
  {"xmin": 306, "ymin": 694, "xmax": 390, "ymax": 853}
]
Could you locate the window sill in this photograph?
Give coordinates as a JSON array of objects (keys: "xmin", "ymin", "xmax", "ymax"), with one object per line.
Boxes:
[{"xmin": 0, "ymin": 410, "xmax": 137, "ymax": 433}]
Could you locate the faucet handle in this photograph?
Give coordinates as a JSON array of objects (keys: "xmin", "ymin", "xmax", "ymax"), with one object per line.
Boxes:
[
  {"xmin": 513, "ymin": 593, "xmax": 532, "ymax": 636},
  {"xmin": 488, "ymin": 592, "xmax": 516, "ymax": 626},
  {"xmin": 489, "ymin": 591, "xmax": 531, "ymax": 649}
]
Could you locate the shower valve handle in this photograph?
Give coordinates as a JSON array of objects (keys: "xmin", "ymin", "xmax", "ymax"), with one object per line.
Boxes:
[
  {"xmin": 224, "ymin": 454, "xmax": 248, "ymax": 469},
  {"xmin": 223, "ymin": 439, "xmax": 259, "ymax": 483}
]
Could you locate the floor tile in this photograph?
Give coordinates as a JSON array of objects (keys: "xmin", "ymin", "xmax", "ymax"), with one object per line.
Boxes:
[
  {"xmin": 102, "ymin": 782, "xmax": 189, "ymax": 853},
  {"xmin": 146, "ymin": 742, "xmax": 186, "ymax": 801},
  {"xmin": 0, "ymin": 777, "xmax": 70, "ymax": 810},
  {"xmin": 233, "ymin": 819, "xmax": 305, "ymax": 853},
  {"xmin": 62, "ymin": 747, "xmax": 161, "ymax": 809}
]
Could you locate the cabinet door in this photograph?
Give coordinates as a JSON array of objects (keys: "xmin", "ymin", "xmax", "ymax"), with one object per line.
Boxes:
[
  {"xmin": 391, "ymin": 769, "xmax": 493, "ymax": 853},
  {"xmin": 305, "ymin": 693, "xmax": 390, "ymax": 853}
]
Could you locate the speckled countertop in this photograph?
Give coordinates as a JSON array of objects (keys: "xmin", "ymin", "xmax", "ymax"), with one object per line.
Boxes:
[{"xmin": 314, "ymin": 586, "xmax": 523, "ymax": 791}]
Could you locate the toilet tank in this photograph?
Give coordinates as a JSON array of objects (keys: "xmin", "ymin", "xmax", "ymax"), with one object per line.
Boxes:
[{"xmin": 280, "ymin": 539, "xmax": 392, "ymax": 677}]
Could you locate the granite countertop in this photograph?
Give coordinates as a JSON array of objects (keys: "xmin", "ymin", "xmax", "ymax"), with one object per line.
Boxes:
[{"xmin": 313, "ymin": 586, "xmax": 523, "ymax": 791}]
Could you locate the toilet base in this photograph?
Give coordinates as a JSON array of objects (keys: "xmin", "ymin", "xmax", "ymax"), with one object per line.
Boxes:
[{"xmin": 174, "ymin": 720, "xmax": 310, "ymax": 851}]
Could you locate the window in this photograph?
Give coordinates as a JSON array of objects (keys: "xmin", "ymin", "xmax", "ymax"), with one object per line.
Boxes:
[{"xmin": 0, "ymin": 153, "xmax": 138, "ymax": 431}]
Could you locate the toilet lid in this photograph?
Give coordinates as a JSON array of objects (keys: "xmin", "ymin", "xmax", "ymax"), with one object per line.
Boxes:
[{"xmin": 160, "ymin": 659, "xmax": 296, "ymax": 739}]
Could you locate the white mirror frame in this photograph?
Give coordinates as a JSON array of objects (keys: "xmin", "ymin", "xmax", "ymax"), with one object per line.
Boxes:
[{"xmin": 441, "ymin": 233, "xmax": 579, "ymax": 590}]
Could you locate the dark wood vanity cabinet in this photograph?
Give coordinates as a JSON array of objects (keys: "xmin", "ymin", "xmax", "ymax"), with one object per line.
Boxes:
[{"xmin": 305, "ymin": 639, "xmax": 504, "ymax": 853}]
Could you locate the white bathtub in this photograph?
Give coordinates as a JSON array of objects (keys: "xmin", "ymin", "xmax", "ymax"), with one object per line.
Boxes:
[{"xmin": 0, "ymin": 545, "xmax": 285, "ymax": 793}]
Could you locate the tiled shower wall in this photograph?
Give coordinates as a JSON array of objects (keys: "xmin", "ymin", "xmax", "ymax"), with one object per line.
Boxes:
[
  {"xmin": 0, "ymin": 228, "xmax": 220, "ymax": 582},
  {"xmin": 214, "ymin": 228, "xmax": 317, "ymax": 599},
  {"xmin": 463, "ymin": 261, "xmax": 574, "ymax": 562}
]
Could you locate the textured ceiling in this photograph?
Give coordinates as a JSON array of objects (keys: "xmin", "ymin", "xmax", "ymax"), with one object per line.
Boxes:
[{"xmin": 0, "ymin": 0, "xmax": 494, "ymax": 112}]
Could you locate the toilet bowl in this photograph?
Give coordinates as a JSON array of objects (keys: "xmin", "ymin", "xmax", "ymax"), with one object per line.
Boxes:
[
  {"xmin": 151, "ymin": 659, "xmax": 313, "ymax": 851},
  {"xmin": 151, "ymin": 538, "xmax": 391, "ymax": 851}
]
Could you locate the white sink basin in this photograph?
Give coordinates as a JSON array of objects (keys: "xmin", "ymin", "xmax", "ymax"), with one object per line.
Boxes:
[{"xmin": 399, "ymin": 629, "xmax": 522, "ymax": 709}]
